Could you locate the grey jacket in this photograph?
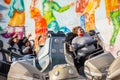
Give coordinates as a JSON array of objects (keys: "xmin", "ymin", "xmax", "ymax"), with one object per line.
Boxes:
[{"xmin": 72, "ymin": 33, "xmax": 95, "ymax": 55}]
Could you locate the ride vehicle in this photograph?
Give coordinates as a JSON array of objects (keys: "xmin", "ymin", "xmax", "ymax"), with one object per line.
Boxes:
[
  {"xmin": 0, "ymin": 40, "xmax": 46, "ymax": 80},
  {"xmin": 84, "ymin": 50, "xmax": 120, "ymax": 80},
  {"xmin": 64, "ymin": 30, "xmax": 104, "ymax": 72},
  {"xmin": 35, "ymin": 31, "xmax": 67, "ymax": 73},
  {"xmin": 48, "ymin": 64, "xmax": 86, "ymax": 80},
  {"xmin": 2, "ymin": 29, "xmax": 118, "ymax": 80},
  {"xmin": 81, "ymin": 31, "xmax": 120, "ymax": 80},
  {"xmin": 46, "ymin": 30, "xmax": 105, "ymax": 80},
  {"xmin": 0, "ymin": 31, "xmax": 67, "ymax": 80},
  {"xmin": 63, "ymin": 30, "xmax": 120, "ymax": 80}
]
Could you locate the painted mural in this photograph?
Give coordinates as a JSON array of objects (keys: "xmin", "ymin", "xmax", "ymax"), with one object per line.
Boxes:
[
  {"xmin": 76, "ymin": 0, "xmax": 100, "ymax": 32},
  {"xmin": 0, "ymin": 0, "xmax": 120, "ymax": 56}
]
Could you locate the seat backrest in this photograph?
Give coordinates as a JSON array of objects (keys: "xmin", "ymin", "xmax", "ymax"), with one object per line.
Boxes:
[
  {"xmin": 0, "ymin": 60, "xmax": 11, "ymax": 77},
  {"xmin": 84, "ymin": 52, "xmax": 115, "ymax": 80},
  {"xmin": 107, "ymin": 56, "xmax": 120, "ymax": 79},
  {"xmin": 64, "ymin": 43, "xmax": 75, "ymax": 66}
]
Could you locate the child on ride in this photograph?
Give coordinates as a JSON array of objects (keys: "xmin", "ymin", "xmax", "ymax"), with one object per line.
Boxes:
[{"xmin": 22, "ymin": 38, "xmax": 35, "ymax": 55}]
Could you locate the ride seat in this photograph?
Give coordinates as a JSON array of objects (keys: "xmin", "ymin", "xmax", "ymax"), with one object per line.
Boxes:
[
  {"xmin": 84, "ymin": 52, "xmax": 115, "ymax": 80},
  {"xmin": 107, "ymin": 55, "xmax": 120, "ymax": 79},
  {"xmin": 64, "ymin": 43, "xmax": 75, "ymax": 66}
]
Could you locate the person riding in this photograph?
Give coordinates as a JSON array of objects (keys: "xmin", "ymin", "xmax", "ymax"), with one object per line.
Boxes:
[
  {"xmin": 69, "ymin": 26, "xmax": 95, "ymax": 55},
  {"xmin": 69, "ymin": 26, "xmax": 95, "ymax": 74},
  {"xmin": 8, "ymin": 33, "xmax": 21, "ymax": 55}
]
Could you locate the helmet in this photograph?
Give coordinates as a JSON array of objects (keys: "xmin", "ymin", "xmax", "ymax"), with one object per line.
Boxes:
[{"xmin": 49, "ymin": 64, "xmax": 86, "ymax": 80}]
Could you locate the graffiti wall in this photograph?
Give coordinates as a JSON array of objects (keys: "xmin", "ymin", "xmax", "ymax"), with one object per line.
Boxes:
[{"xmin": 0, "ymin": 0, "xmax": 120, "ymax": 56}]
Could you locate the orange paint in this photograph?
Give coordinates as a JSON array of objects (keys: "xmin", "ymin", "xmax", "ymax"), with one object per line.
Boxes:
[
  {"xmin": 85, "ymin": 0, "xmax": 100, "ymax": 32},
  {"xmin": 86, "ymin": 13, "xmax": 95, "ymax": 32},
  {"xmin": 30, "ymin": 8, "xmax": 48, "ymax": 52},
  {"xmin": 30, "ymin": 8, "xmax": 48, "ymax": 35},
  {"xmin": 105, "ymin": 0, "xmax": 119, "ymax": 23},
  {"xmin": 4, "ymin": 0, "xmax": 11, "ymax": 5},
  {"xmin": 76, "ymin": 0, "xmax": 89, "ymax": 13}
]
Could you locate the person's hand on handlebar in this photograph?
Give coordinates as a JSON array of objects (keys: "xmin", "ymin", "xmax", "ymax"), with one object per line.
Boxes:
[{"xmin": 69, "ymin": 45, "xmax": 74, "ymax": 52}]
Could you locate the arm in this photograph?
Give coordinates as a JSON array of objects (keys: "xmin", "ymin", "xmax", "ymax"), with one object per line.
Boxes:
[
  {"xmin": 71, "ymin": 37, "xmax": 79, "ymax": 50},
  {"xmin": 52, "ymin": 1, "xmax": 74, "ymax": 13},
  {"xmin": 27, "ymin": 33, "xmax": 32, "ymax": 39},
  {"xmin": 22, "ymin": 46, "xmax": 30, "ymax": 53},
  {"xmin": 14, "ymin": 0, "xmax": 25, "ymax": 12},
  {"xmin": 8, "ymin": 0, "xmax": 15, "ymax": 18}
]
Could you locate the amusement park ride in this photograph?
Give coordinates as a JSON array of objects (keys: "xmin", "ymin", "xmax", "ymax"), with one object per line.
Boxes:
[{"xmin": 0, "ymin": 31, "xmax": 120, "ymax": 80}]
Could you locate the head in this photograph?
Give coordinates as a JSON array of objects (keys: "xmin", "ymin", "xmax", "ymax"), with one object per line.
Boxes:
[
  {"xmin": 13, "ymin": 36, "xmax": 19, "ymax": 43},
  {"xmin": 25, "ymin": 41, "xmax": 31, "ymax": 47},
  {"xmin": 23, "ymin": 38, "xmax": 31, "ymax": 47},
  {"xmin": 72, "ymin": 26, "xmax": 85, "ymax": 37},
  {"xmin": 77, "ymin": 27, "xmax": 85, "ymax": 36}
]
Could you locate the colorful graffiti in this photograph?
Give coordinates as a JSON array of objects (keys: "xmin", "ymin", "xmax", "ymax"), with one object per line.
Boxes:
[
  {"xmin": 4, "ymin": 0, "xmax": 11, "ymax": 4},
  {"xmin": 76, "ymin": 0, "xmax": 100, "ymax": 32},
  {"xmin": 105, "ymin": 0, "xmax": 120, "ymax": 47},
  {"xmin": 30, "ymin": 0, "xmax": 48, "ymax": 52},
  {"xmin": 0, "ymin": 0, "xmax": 120, "ymax": 55},
  {"xmin": 76, "ymin": 0, "xmax": 89, "ymax": 30},
  {"xmin": 2, "ymin": 0, "xmax": 25, "ymax": 39},
  {"xmin": 42, "ymin": 0, "xmax": 73, "ymax": 33}
]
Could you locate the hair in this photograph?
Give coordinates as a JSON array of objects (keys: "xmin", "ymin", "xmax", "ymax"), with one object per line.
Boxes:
[
  {"xmin": 8, "ymin": 38, "xmax": 15, "ymax": 47},
  {"xmin": 72, "ymin": 26, "xmax": 78, "ymax": 34},
  {"xmin": 22, "ymin": 37, "xmax": 29, "ymax": 44},
  {"xmin": 72, "ymin": 26, "xmax": 84, "ymax": 34}
]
